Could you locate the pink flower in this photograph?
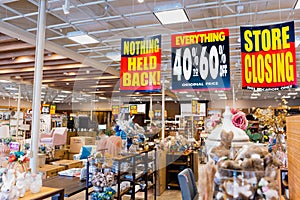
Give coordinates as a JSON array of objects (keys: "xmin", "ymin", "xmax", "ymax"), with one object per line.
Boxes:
[
  {"xmin": 230, "ymin": 108, "xmax": 239, "ymax": 115},
  {"xmin": 232, "ymin": 111, "xmax": 248, "ymax": 130}
]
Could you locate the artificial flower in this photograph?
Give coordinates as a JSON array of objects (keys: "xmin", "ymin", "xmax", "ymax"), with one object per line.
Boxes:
[
  {"xmin": 232, "ymin": 110, "xmax": 248, "ymax": 130},
  {"xmin": 8, "ymin": 151, "xmax": 29, "ymax": 164},
  {"xmin": 8, "ymin": 154, "xmax": 17, "ymax": 162}
]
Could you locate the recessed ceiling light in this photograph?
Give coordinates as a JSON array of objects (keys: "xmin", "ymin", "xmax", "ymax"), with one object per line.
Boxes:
[
  {"xmin": 5, "ymin": 87, "xmax": 18, "ymax": 91},
  {"xmin": 57, "ymin": 95, "xmax": 68, "ymax": 98},
  {"xmin": 106, "ymin": 52, "xmax": 121, "ymax": 61},
  {"xmin": 90, "ymin": 85, "xmax": 113, "ymax": 88},
  {"xmin": 0, "ymin": 80, "xmax": 11, "ymax": 83},
  {"xmin": 251, "ymin": 93, "xmax": 261, "ymax": 96},
  {"xmin": 67, "ymin": 31, "xmax": 98, "ymax": 44},
  {"xmin": 61, "ymin": 90, "xmax": 72, "ymax": 93},
  {"xmin": 154, "ymin": 3, "xmax": 189, "ymax": 25},
  {"xmin": 294, "ymin": 0, "xmax": 300, "ymax": 9}
]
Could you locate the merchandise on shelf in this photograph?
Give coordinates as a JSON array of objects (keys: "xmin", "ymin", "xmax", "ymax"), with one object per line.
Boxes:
[{"xmin": 87, "ymin": 149, "xmax": 156, "ymax": 200}]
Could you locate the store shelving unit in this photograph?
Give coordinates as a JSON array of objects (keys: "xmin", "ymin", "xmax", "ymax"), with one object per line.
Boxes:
[
  {"xmin": 166, "ymin": 150, "xmax": 193, "ymax": 189},
  {"xmin": 114, "ymin": 149, "xmax": 157, "ymax": 200},
  {"xmin": 86, "ymin": 149, "xmax": 157, "ymax": 200}
]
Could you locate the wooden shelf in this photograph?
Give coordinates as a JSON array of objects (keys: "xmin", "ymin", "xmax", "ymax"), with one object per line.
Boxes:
[{"xmin": 167, "ymin": 180, "xmax": 179, "ymax": 187}]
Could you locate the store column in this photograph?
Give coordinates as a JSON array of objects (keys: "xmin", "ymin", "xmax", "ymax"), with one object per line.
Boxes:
[{"xmin": 30, "ymin": 0, "xmax": 47, "ymax": 173}]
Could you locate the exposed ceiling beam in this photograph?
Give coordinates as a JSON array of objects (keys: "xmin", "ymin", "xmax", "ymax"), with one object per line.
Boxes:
[{"xmin": 0, "ymin": 21, "xmax": 120, "ymax": 76}]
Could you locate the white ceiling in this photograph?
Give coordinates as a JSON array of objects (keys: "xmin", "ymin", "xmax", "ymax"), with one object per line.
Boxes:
[{"xmin": 0, "ymin": 0, "xmax": 300, "ymax": 104}]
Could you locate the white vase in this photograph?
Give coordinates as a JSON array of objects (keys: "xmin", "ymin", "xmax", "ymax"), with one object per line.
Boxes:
[
  {"xmin": 205, "ymin": 106, "xmax": 251, "ymax": 155},
  {"xmin": 30, "ymin": 173, "xmax": 42, "ymax": 194}
]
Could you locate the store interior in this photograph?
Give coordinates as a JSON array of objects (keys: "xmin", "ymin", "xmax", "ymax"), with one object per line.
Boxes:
[{"xmin": 0, "ymin": 0, "xmax": 300, "ymax": 199}]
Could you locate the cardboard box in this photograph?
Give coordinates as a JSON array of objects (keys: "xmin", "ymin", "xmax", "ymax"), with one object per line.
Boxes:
[
  {"xmin": 38, "ymin": 164, "xmax": 65, "ymax": 179},
  {"xmin": 77, "ymin": 131, "xmax": 96, "ymax": 137},
  {"xmin": 54, "ymin": 149, "xmax": 69, "ymax": 159},
  {"xmin": 51, "ymin": 159, "xmax": 83, "ymax": 169},
  {"xmin": 67, "ymin": 132, "xmax": 77, "ymax": 145},
  {"xmin": 68, "ymin": 152, "xmax": 77, "ymax": 160},
  {"xmin": 69, "ymin": 136, "xmax": 95, "ymax": 153}
]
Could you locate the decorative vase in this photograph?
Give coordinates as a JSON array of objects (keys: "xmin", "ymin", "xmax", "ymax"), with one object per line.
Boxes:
[
  {"xmin": 30, "ymin": 173, "xmax": 42, "ymax": 194},
  {"xmin": 206, "ymin": 106, "xmax": 251, "ymax": 155}
]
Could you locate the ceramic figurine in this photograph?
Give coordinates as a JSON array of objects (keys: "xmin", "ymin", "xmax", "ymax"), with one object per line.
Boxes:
[
  {"xmin": 30, "ymin": 173, "xmax": 42, "ymax": 194},
  {"xmin": 16, "ymin": 171, "xmax": 26, "ymax": 197},
  {"xmin": 24, "ymin": 172, "xmax": 32, "ymax": 191},
  {"xmin": 0, "ymin": 173, "xmax": 19, "ymax": 200}
]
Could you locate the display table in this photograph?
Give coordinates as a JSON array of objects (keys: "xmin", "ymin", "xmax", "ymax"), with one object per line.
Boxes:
[
  {"xmin": 43, "ymin": 176, "xmax": 91, "ymax": 197},
  {"xmin": 51, "ymin": 159, "xmax": 83, "ymax": 169},
  {"xmin": 38, "ymin": 164, "xmax": 65, "ymax": 179},
  {"xmin": 20, "ymin": 187, "xmax": 64, "ymax": 200}
]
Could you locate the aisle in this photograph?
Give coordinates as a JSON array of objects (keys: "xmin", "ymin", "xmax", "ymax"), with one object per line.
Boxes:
[{"xmin": 44, "ymin": 158, "xmax": 202, "ymax": 200}]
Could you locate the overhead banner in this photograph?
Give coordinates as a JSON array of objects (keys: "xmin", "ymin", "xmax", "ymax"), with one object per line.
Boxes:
[
  {"xmin": 241, "ymin": 21, "xmax": 297, "ymax": 91},
  {"xmin": 120, "ymin": 35, "xmax": 161, "ymax": 92},
  {"xmin": 171, "ymin": 29, "xmax": 230, "ymax": 91}
]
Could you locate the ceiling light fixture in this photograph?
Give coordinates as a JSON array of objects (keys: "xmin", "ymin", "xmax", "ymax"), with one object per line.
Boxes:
[
  {"xmin": 90, "ymin": 84, "xmax": 113, "ymax": 88},
  {"xmin": 105, "ymin": 52, "xmax": 121, "ymax": 61},
  {"xmin": 0, "ymin": 80, "xmax": 11, "ymax": 83},
  {"xmin": 67, "ymin": 31, "xmax": 98, "ymax": 44},
  {"xmin": 294, "ymin": 0, "xmax": 300, "ymax": 9},
  {"xmin": 251, "ymin": 93, "xmax": 261, "ymax": 96},
  {"xmin": 154, "ymin": 3, "xmax": 189, "ymax": 25},
  {"xmin": 61, "ymin": 90, "xmax": 72, "ymax": 93}
]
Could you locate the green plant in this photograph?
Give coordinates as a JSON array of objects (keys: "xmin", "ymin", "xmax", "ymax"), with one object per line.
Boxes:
[
  {"xmin": 1, "ymin": 137, "xmax": 15, "ymax": 145},
  {"xmin": 246, "ymin": 129, "xmax": 262, "ymax": 143}
]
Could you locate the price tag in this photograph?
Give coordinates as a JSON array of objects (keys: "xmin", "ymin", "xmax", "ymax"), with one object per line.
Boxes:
[{"xmin": 171, "ymin": 29, "xmax": 230, "ymax": 91}]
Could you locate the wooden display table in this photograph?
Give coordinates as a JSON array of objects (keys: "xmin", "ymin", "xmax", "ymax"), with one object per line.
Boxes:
[
  {"xmin": 21, "ymin": 187, "xmax": 64, "ymax": 200},
  {"xmin": 38, "ymin": 164, "xmax": 65, "ymax": 179},
  {"xmin": 43, "ymin": 176, "xmax": 91, "ymax": 197},
  {"xmin": 51, "ymin": 159, "xmax": 83, "ymax": 169}
]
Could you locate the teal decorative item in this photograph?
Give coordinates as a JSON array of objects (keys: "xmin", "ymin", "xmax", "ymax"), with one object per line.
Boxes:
[{"xmin": 79, "ymin": 146, "xmax": 92, "ymax": 159}]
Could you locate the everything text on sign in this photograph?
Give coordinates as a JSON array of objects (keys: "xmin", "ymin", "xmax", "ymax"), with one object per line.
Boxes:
[
  {"xmin": 171, "ymin": 29, "xmax": 230, "ymax": 91},
  {"xmin": 240, "ymin": 21, "xmax": 297, "ymax": 90},
  {"xmin": 120, "ymin": 35, "xmax": 161, "ymax": 92}
]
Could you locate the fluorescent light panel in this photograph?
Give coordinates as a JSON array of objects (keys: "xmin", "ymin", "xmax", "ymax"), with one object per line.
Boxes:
[
  {"xmin": 287, "ymin": 92, "xmax": 298, "ymax": 95},
  {"xmin": 67, "ymin": 31, "xmax": 98, "ymax": 44},
  {"xmin": 154, "ymin": 3, "xmax": 189, "ymax": 25},
  {"xmin": 106, "ymin": 52, "xmax": 121, "ymax": 61},
  {"xmin": 295, "ymin": 0, "xmax": 300, "ymax": 9},
  {"xmin": 154, "ymin": 9, "xmax": 189, "ymax": 25}
]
